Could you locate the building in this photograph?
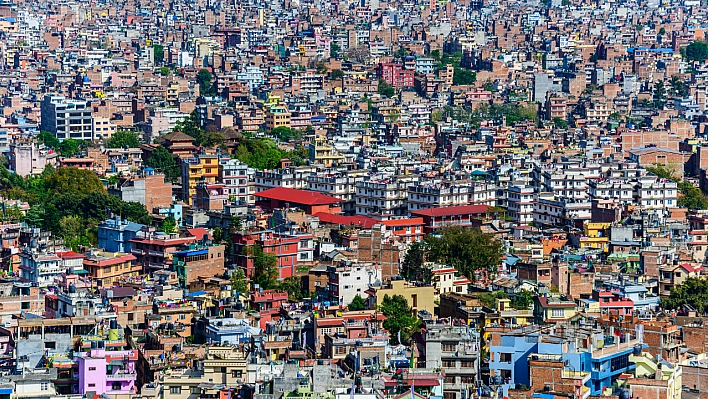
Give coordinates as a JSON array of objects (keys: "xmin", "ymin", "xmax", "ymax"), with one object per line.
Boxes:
[
  {"xmin": 180, "ymin": 153, "xmax": 221, "ymax": 205},
  {"xmin": 172, "ymin": 243, "xmax": 226, "ymax": 288},
  {"xmin": 325, "ymin": 262, "xmax": 382, "ymax": 306},
  {"xmin": 366, "ymin": 279, "xmax": 435, "ymax": 314},
  {"xmin": 83, "ymin": 250, "xmax": 140, "ymax": 287},
  {"xmin": 255, "ymin": 187, "xmax": 343, "ymax": 215},
  {"xmin": 109, "ymin": 169, "xmax": 174, "ymax": 213},
  {"xmin": 97, "ymin": 216, "xmax": 146, "ymax": 254},
  {"xmin": 232, "ymin": 231, "xmax": 313, "ymax": 279},
  {"xmin": 378, "ymin": 63, "xmax": 414, "ymax": 88},
  {"xmin": 423, "ymin": 323, "xmax": 480, "ymax": 399},
  {"xmin": 129, "ymin": 229, "xmax": 197, "ymax": 272},
  {"xmin": 410, "ymin": 204, "xmax": 489, "ymax": 234},
  {"xmin": 19, "ymin": 248, "xmax": 63, "ymax": 288},
  {"xmin": 9, "ymin": 141, "xmax": 55, "ymax": 177},
  {"xmin": 40, "ymin": 95, "xmax": 93, "ymax": 141}
]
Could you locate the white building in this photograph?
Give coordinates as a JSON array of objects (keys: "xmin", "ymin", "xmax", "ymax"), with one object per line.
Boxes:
[
  {"xmin": 326, "ymin": 263, "xmax": 382, "ymax": 306},
  {"xmin": 39, "ymin": 95, "xmax": 93, "ymax": 141}
]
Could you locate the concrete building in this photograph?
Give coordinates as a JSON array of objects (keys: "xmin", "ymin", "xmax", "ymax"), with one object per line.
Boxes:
[
  {"xmin": 325, "ymin": 262, "xmax": 382, "ymax": 306},
  {"xmin": 97, "ymin": 216, "xmax": 146, "ymax": 254},
  {"xmin": 39, "ymin": 95, "xmax": 93, "ymax": 141}
]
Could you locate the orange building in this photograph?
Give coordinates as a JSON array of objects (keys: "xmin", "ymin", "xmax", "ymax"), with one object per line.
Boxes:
[{"xmin": 83, "ymin": 251, "xmax": 140, "ymax": 287}]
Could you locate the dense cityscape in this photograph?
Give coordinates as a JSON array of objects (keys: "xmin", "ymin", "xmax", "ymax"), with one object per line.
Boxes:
[{"xmin": 0, "ymin": 0, "xmax": 707, "ymax": 398}]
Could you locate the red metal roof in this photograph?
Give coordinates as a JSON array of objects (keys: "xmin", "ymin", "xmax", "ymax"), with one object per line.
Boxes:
[
  {"xmin": 257, "ymin": 187, "xmax": 344, "ymax": 206},
  {"xmin": 410, "ymin": 205, "xmax": 489, "ymax": 217},
  {"xmin": 381, "ymin": 218, "xmax": 425, "ymax": 227},
  {"xmin": 313, "ymin": 212, "xmax": 379, "ymax": 228}
]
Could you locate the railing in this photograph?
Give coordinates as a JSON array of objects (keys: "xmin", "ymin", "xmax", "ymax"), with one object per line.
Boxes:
[{"xmin": 107, "ymin": 372, "xmax": 137, "ymax": 380}]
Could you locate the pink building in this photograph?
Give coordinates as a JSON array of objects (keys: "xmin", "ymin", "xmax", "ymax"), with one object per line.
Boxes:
[
  {"xmin": 592, "ymin": 289, "xmax": 635, "ymax": 317},
  {"xmin": 76, "ymin": 347, "xmax": 138, "ymax": 395}
]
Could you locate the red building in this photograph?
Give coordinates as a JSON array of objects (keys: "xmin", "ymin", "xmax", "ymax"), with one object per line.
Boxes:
[
  {"xmin": 233, "ymin": 231, "xmax": 301, "ymax": 279},
  {"xmin": 378, "ymin": 63, "xmax": 414, "ymax": 88},
  {"xmin": 410, "ymin": 205, "xmax": 489, "ymax": 234},
  {"xmin": 592, "ymin": 289, "xmax": 635, "ymax": 317},
  {"xmin": 381, "ymin": 218, "xmax": 425, "ymax": 243},
  {"xmin": 255, "ymin": 187, "xmax": 343, "ymax": 214}
]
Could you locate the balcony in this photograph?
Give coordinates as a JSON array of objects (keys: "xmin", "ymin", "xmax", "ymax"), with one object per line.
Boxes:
[{"xmin": 107, "ymin": 371, "xmax": 137, "ymax": 380}]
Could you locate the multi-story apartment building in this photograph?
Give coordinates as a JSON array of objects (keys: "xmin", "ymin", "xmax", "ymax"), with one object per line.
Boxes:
[
  {"xmin": 129, "ymin": 229, "xmax": 197, "ymax": 272},
  {"xmin": 407, "ymin": 182, "xmax": 471, "ymax": 212},
  {"xmin": 634, "ymin": 176, "xmax": 678, "ymax": 210},
  {"xmin": 306, "ymin": 172, "xmax": 363, "ymax": 215},
  {"xmin": 325, "ymin": 262, "xmax": 382, "ymax": 306},
  {"xmin": 355, "ymin": 177, "xmax": 416, "ymax": 220},
  {"xmin": 423, "ymin": 323, "xmax": 480, "ymax": 399},
  {"xmin": 39, "ymin": 95, "xmax": 93, "ymax": 141},
  {"xmin": 82, "ymin": 250, "xmax": 141, "ymax": 286},
  {"xmin": 253, "ymin": 166, "xmax": 316, "ymax": 193},
  {"xmin": 219, "ymin": 158, "xmax": 252, "ymax": 204},
  {"xmin": 180, "ymin": 153, "xmax": 221, "ymax": 205},
  {"xmin": 506, "ymin": 185, "xmax": 535, "ymax": 225}
]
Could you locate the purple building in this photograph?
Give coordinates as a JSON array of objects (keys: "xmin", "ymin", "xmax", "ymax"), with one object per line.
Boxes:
[{"xmin": 76, "ymin": 348, "xmax": 138, "ymax": 395}]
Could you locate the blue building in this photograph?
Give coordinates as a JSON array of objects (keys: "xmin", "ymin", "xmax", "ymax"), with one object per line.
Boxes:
[
  {"xmin": 97, "ymin": 216, "xmax": 145, "ymax": 253},
  {"xmin": 490, "ymin": 326, "xmax": 646, "ymax": 396},
  {"xmin": 204, "ymin": 318, "xmax": 261, "ymax": 344}
]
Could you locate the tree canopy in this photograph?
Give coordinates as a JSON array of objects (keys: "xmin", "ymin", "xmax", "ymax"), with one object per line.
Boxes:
[
  {"xmin": 247, "ymin": 244, "xmax": 279, "ymax": 290},
  {"xmin": 378, "ymin": 80, "xmax": 396, "ymax": 98},
  {"xmin": 197, "ymin": 69, "xmax": 216, "ymax": 96},
  {"xmin": 425, "ymin": 226, "xmax": 504, "ymax": 282},
  {"xmin": 662, "ymin": 277, "xmax": 708, "ymax": 314},
  {"xmin": 144, "ymin": 146, "xmax": 181, "ymax": 183},
  {"xmin": 400, "ymin": 241, "xmax": 431, "ymax": 282},
  {"xmin": 683, "ymin": 41, "xmax": 708, "ymax": 62},
  {"xmin": 348, "ymin": 295, "xmax": 367, "ymax": 311},
  {"xmin": 234, "ymin": 138, "xmax": 308, "ymax": 170},
  {"xmin": 0, "ymin": 166, "xmax": 152, "ymax": 247},
  {"xmin": 106, "ymin": 131, "xmax": 141, "ymax": 148},
  {"xmin": 380, "ymin": 294, "xmax": 419, "ymax": 345}
]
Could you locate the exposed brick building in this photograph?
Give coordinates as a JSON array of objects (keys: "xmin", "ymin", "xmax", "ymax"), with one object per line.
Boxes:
[
  {"xmin": 377, "ymin": 62, "xmax": 414, "ymax": 88},
  {"xmin": 172, "ymin": 244, "xmax": 226, "ymax": 289}
]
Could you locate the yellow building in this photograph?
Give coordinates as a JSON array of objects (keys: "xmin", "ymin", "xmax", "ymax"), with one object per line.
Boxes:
[
  {"xmin": 371, "ymin": 279, "xmax": 435, "ymax": 314},
  {"xmin": 308, "ymin": 135, "xmax": 344, "ymax": 167},
  {"xmin": 579, "ymin": 222, "xmax": 611, "ymax": 251},
  {"xmin": 496, "ymin": 297, "xmax": 533, "ymax": 325},
  {"xmin": 180, "ymin": 153, "xmax": 220, "ymax": 205},
  {"xmin": 626, "ymin": 352, "xmax": 682, "ymax": 399},
  {"xmin": 533, "ymin": 295, "xmax": 578, "ymax": 324},
  {"xmin": 265, "ymin": 104, "xmax": 291, "ymax": 132}
]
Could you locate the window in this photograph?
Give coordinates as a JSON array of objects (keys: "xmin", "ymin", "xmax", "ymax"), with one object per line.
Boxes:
[
  {"xmin": 179, "ymin": 314, "xmax": 186, "ymax": 320},
  {"xmin": 45, "ymin": 342, "xmax": 56, "ymax": 349},
  {"xmin": 551, "ymin": 309, "xmax": 565, "ymax": 318},
  {"xmin": 170, "ymin": 387, "xmax": 182, "ymax": 394},
  {"xmin": 21, "ymin": 302, "xmax": 30, "ymax": 310},
  {"xmin": 441, "ymin": 344, "xmax": 456, "ymax": 352},
  {"xmin": 88, "ymin": 383, "xmax": 96, "ymax": 388},
  {"xmin": 232, "ymin": 370, "xmax": 242, "ymax": 378},
  {"xmin": 111, "ymin": 382, "xmax": 121, "ymax": 391},
  {"xmin": 89, "ymin": 367, "xmax": 96, "ymax": 371},
  {"xmin": 41, "ymin": 382, "xmax": 49, "ymax": 391},
  {"xmin": 191, "ymin": 387, "xmax": 201, "ymax": 394}
]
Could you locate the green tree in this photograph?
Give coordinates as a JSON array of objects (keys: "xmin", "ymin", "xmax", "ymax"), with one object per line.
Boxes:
[
  {"xmin": 330, "ymin": 43, "xmax": 341, "ymax": 59},
  {"xmin": 401, "ymin": 241, "xmax": 431, "ymax": 282},
  {"xmin": 197, "ymin": 69, "xmax": 216, "ymax": 96},
  {"xmin": 684, "ymin": 41, "xmax": 708, "ymax": 62},
  {"xmin": 234, "ymin": 138, "xmax": 290, "ymax": 170},
  {"xmin": 58, "ymin": 139, "xmax": 84, "ymax": 157},
  {"xmin": 378, "ymin": 79, "xmax": 395, "ymax": 98},
  {"xmin": 552, "ymin": 117, "xmax": 569, "ymax": 129},
  {"xmin": 230, "ymin": 268, "xmax": 249, "ymax": 295},
  {"xmin": 511, "ymin": 290, "xmax": 534, "ymax": 310},
  {"xmin": 248, "ymin": 244, "xmax": 279, "ymax": 290},
  {"xmin": 144, "ymin": 146, "xmax": 181, "ymax": 182},
  {"xmin": 478, "ymin": 291, "xmax": 507, "ymax": 309},
  {"xmin": 425, "ymin": 226, "xmax": 504, "ymax": 282},
  {"xmin": 161, "ymin": 215, "xmax": 177, "ymax": 234},
  {"xmin": 330, "ymin": 69, "xmax": 345, "ymax": 80},
  {"xmin": 157, "ymin": 66, "xmax": 170, "ymax": 76},
  {"xmin": 380, "ymin": 295, "xmax": 419, "ymax": 345},
  {"xmin": 348, "ymin": 294, "xmax": 367, "ymax": 311},
  {"xmin": 430, "ymin": 50, "xmax": 441, "ymax": 61},
  {"xmin": 152, "ymin": 44, "xmax": 164, "ymax": 65},
  {"xmin": 106, "ymin": 131, "xmax": 141, "ymax": 148},
  {"xmin": 662, "ymin": 277, "xmax": 708, "ymax": 314},
  {"xmin": 654, "ymin": 80, "xmax": 667, "ymax": 108},
  {"xmin": 659, "ymin": 27, "xmax": 666, "ymax": 35},
  {"xmin": 394, "ymin": 47, "xmax": 408, "ymax": 59},
  {"xmin": 279, "ymin": 276, "xmax": 303, "ymax": 301},
  {"xmin": 44, "ymin": 167, "xmax": 105, "ymax": 196},
  {"xmin": 270, "ymin": 126, "xmax": 302, "ymax": 142},
  {"xmin": 678, "ymin": 181, "xmax": 708, "ymax": 209},
  {"xmin": 670, "ymin": 76, "xmax": 688, "ymax": 97},
  {"xmin": 453, "ymin": 68, "xmax": 476, "ymax": 85},
  {"xmin": 229, "ymin": 216, "xmax": 243, "ymax": 232},
  {"xmin": 37, "ymin": 130, "xmax": 60, "ymax": 149}
]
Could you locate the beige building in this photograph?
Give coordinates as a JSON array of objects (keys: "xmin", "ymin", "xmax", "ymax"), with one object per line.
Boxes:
[{"xmin": 368, "ymin": 279, "xmax": 436, "ymax": 314}]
